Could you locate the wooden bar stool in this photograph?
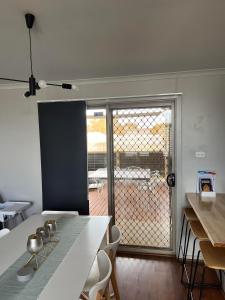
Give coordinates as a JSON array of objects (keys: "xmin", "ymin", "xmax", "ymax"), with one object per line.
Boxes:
[
  {"xmin": 189, "ymin": 241, "xmax": 224, "ymax": 300},
  {"xmin": 178, "ymin": 208, "xmax": 198, "ymax": 261},
  {"xmin": 181, "ymin": 220, "xmax": 208, "ymax": 288}
]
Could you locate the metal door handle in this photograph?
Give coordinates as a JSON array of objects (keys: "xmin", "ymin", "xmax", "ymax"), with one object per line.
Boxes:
[{"xmin": 167, "ymin": 173, "xmax": 175, "ymax": 187}]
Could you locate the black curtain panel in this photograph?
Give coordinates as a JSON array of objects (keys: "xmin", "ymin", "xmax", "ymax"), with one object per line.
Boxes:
[{"xmin": 38, "ymin": 101, "xmax": 89, "ymax": 215}]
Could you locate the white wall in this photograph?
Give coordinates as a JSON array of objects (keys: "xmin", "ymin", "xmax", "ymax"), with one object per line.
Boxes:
[
  {"xmin": 0, "ymin": 90, "xmax": 42, "ymax": 214},
  {"xmin": 0, "ymin": 69, "xmax": 225, "ymax": 248}
]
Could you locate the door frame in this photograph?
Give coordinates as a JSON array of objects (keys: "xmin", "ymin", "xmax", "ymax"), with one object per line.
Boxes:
[{"xmin": 87, "ymin": 93, "xmax": 182, "ymax": 255}]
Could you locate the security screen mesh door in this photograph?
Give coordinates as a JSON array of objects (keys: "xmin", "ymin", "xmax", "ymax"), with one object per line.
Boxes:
[{"xmin": 112, "ymin": 106, "xmax": 173, "ymax": 249}]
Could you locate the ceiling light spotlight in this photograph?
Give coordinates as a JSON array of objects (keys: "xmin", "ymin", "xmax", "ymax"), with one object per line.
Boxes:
[{"xmin": 38, "ymin": 80, "xmax": 48, "ymax": 89}]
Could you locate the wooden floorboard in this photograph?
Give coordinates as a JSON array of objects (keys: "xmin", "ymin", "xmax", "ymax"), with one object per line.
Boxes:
[{"xmin": 114, "ymin": 256, "xmax": 225, "ymax": 300}]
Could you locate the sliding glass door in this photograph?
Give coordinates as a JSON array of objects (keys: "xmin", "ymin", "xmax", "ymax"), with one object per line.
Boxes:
[{"xmin": 87, "ymin": 101, "xmax": 175, "ymax": 252}]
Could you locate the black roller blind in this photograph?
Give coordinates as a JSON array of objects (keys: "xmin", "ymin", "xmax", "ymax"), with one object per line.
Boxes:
[{"xmin": 38, "ymin": 101, "xmax": 89, "ymax": 215}]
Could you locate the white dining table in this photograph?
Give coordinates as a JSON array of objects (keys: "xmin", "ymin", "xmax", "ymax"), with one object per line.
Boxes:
[{"xmin": 0, "ymin": 214, "xmax": 111, "ymax": 300}]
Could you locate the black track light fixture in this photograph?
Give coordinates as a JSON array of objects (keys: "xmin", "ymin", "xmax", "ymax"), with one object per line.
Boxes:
[
  {"xmin": 25, "ymin": 13, "xmax": 35, "ymax": 29},
  {"xmin": 0, "ymin": 13, "xmax": 78, "ymax": 98}
]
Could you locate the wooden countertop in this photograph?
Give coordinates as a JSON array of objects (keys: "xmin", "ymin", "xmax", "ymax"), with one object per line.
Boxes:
[{"xmin": 186, "ymin": 193, "xmax": 225, "ymax": 247}]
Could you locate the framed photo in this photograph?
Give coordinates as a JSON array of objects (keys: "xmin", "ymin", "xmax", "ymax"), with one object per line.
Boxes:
[{"xmin": 197, "ymin": 171, "xmax": 216, "ymax": 197}]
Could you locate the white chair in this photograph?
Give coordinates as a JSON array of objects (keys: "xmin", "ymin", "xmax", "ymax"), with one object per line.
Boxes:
[
  {"xmin": 104, "ymin": 225, "xmax": 121, "ymax": 300},
  {"xmin": 104, "ymin": 225, "xmax": 121, "ymax": 261},
  {"xmin": 0, "ymin": 228, "xmax": 10, "ymax": 238},
  {"xmin": 82, "ymin": 225, "xmax": 121, "ymax": 300},
  {"xmin": 89, "ymin": 179, "xmax": 104, "ymax": 191},
  {"xmin": 81, "ymin": 250, "xmax": 112, "ymax": 300},
  {"xmin": 41, "ymin": 210, "xmax": 79, "ymax": 216}
]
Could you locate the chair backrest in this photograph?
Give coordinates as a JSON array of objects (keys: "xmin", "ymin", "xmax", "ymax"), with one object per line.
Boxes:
[
  {"xmin": 41, "ymin": 210, "xmax": 79, "ymax": 216},
  {"xmin": 104, "ymin": 225, "xmax": 121, "ymax": 260},
  {"xmin": 0, "ymin": 228, "xmax": 10, "ymax": 238},
  {"xmin": 89, "ymin": 250, "xmax": 112, "ymax": 300}
]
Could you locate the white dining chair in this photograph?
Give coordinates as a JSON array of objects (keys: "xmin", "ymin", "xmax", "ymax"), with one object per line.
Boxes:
[
  {"xmin": 82, "ymin": 225, "xmax": 121, "ymax": 300},
  {"xmin": 104, "ymin": 225, "xmax": 121, "ymax": 300},
  {"xmin": 104, "ymin": 225, "xmax": 121, "ymax": 261},
  {"xmin": 41, "ymin": 210, "xmax": 79, "ymax": 216},
  {"xmin": 0, "ymin": 228, "xmax": 10, "ymax": 238},
  {"xmin": 81, "ymin": 250, "xmax": 112, "ymax": 300}
]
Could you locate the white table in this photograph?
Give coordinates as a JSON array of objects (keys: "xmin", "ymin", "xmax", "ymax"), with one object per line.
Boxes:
[
  {"xmin": 0, "ymin": 201, "xmax": 32, "ymax": 226},
  {"xmin": 88, "ymin": 167, "xmax": 150, "ymax": 180},
  {"xmin": 0, "ymin": 214, "xmax": 111, "ymax": 300}
]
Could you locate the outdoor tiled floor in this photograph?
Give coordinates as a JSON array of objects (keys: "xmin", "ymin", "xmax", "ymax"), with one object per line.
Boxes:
[{"xmin": 89, "ymin": 180, "xmax": 171, "ymax": 248}]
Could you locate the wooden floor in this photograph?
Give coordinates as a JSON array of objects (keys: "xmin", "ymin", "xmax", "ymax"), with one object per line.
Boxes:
[{"xmin": 114, "ymin": 255, "xmax": 225, "ymax": 300}]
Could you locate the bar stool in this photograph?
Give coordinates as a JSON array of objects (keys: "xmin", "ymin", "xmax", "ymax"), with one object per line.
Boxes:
[
  {"xmin": 189, "ymin": 241, "xmax": 224, "ymax": 300},
  {"xmin": 178, "ymin": 208, "xmax": 198, "ymax": 261},
  {"xmin": 181, "ymin": 220, "xmax": 208, "ymax": 287}
]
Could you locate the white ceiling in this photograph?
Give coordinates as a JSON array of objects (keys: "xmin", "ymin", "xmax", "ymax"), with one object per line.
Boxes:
[{"xmin": 1, "ymin": 0, "xmax": 225, "ymax": 82}]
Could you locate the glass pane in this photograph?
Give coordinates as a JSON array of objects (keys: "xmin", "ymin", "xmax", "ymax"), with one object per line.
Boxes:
[{"xmin": 87, "ymin": 109, "xmax": 108, "ymax": 216}]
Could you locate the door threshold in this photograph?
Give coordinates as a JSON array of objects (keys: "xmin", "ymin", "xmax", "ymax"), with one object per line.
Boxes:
[
  {"xmin": 118, "ymin": 250, "xmax": 176, "ymax": 260},
  {"xmin": 118, "ymin": 245, "xmax": 175, "ymax": 257}
]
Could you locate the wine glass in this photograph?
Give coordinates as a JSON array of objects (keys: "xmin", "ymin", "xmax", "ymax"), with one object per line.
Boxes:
[
  {"xmin": 44, "ymin": 220, "xmax": 56, "ymax": 236},
  {"xmin": 36, "ymin": 226, "xmax": 50, "ymax": 244},
  {"xmin": 44, "ymin": 220, "xmax": 58, "ymax": 244},
  {"xmin": 27, "ymin": 234, "xmax": 43, "ymax": 254},
  {"xmin": 26, "ymin": 234, "xmax": 43, "ymax": 269}
]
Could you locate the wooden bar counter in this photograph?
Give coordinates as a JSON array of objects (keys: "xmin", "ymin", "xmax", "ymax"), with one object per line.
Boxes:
[{"xmin": 186, "ymin": 193, "xmax": 225, "ymax": 247}]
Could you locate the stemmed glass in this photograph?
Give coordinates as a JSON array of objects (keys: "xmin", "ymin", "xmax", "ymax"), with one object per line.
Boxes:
[
  {"xmin": 36, "ymin": 226, "xmax": 50, "ymax": 244},
  {"xmin": 25, "ymin": 234, "xmax": 44, "ymax": 270},
  {"xmin": 44, "ymin": 220, "xmax": 58, "ymax": 243}
]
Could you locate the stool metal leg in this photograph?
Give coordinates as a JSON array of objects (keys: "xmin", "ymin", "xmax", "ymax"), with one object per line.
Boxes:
[
  {"xmin": 199, "ymin": 265, "xmax": 206, "ymax": 300},
  {"xmin": 219, "ymin": 270, "xmax": 222, "ymax": 289},
  {"xmin": 186, "ymin": 237, "xmax": 197, "ymax": 300},
  {"xmin": 189, "ymin": 250, "xmax": 200, "ymax": 300},
  {"xmin": 181, "ymin": 228, "xmax": 191, "ymax": 284},
  {"xmin": 189, "ymin": 238, "xmax": 197, "ymax": 284},
  {"xmin": 183, "ymin": 219, "xmax": 188, "ymax": 256},
  {"xmin": 178, "ymin": 213, "xmax": 185, "ymax": 260}
]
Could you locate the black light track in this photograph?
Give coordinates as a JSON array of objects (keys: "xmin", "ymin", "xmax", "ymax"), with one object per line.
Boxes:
[
  {"xmin": 0, "ymin": 13, "xmax": 76, "ymax": 97},
  {"xmin": 25, "ymin": 13, "xmax": 35, "ymax": 29}
]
